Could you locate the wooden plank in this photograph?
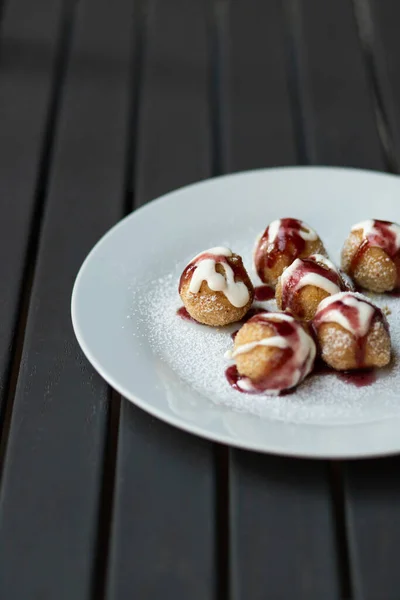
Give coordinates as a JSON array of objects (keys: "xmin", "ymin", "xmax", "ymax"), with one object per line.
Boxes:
[
  {"xmin": 357, "ymin": 0, "xmax": 400, "ymax": 170},
  {"xmin": 290, "ymin": 0, "xmax": 384, "ymax": 168},
  {"xmin": 0, "ymin": 0, "xmax": 64, "ymax": 419},
  {"xmin": 231, "ymin": 454, "xmax": 340, "ymax": 599},
  {"xmin": 107, "ymin": 403, "xmax": 217, "ymax": 599},
  {"xmin": 340, "ymin": 2, "xmax": 400, "ymax": 598},
  {"xmin": 135, "ymin": 0, "xmax": 211, "ymax": 201},
  {"xmin": 106, "ymin": 1, "xmax": 218, "ymax": 599},
  {"xmin": 0, "ymin": 0, "xmax": 134, "ymax": 598},
  {"xmin": 344, "ymin": 459, "xmax": 400, "ymax": 600},
  {"xmin": 224, "ymin": 0, "xmax": 297, "ymax": 170},
  {"xmin": 224, "ymin": 2, "xmax": 340, "ymax": 599}
]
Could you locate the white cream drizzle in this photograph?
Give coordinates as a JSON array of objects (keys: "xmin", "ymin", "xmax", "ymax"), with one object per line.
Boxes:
[
  {"xmin": 237, "ymin": 377, "xmax": 281, "ymax": 396},
  {"xmin": 298, "ymin": 273, "xmax": 340, "ymax": 295},
  {"xmin": 188, "ymin": 247, "xmax": 250, "ymax": 308},
  {"xmin": 314, "ymin": 292, "xmax": 375, "ymax": 337},
  {"xmin": 351, "ymin": 220, "xmax": 374, "ymax": 234},
  {"xmin": 312, "ymin": 254, "xmax": 338, "ymax": 272},
  {"xmin": 232, "ymin": 336, "xmax": 289, "ymax": 358},
  {"xmin": 255, "ymin": 312, "xmax": 295, "ymax": 322},
  {"xmin": 280, "ymin": 254, "xmax": 341, "ymax": 296},
  {"xmin": 191, "ymin": 246, "xmax": 231, "ymax": 261},
  {"xmin": 267, "ymin": 219, "xmax": 318, "ymax": 244},
  {"xmin": 351, "ymin": 220, "xmax": 400, "ymax": 250},
  {"xmin": 266, "ymin": 220, "xmax": 281, "ymax": 244}
]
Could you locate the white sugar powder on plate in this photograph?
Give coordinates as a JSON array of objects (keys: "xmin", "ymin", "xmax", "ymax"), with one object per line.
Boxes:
[{"xmin": 130, "ymin": 239, "xmax": 400, "ymax": 426}]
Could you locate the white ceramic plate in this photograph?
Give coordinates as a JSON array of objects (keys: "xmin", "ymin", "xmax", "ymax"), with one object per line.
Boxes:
[{"xmin": 71, "ymin": 167, "xmax": 400, "ymax": 458}]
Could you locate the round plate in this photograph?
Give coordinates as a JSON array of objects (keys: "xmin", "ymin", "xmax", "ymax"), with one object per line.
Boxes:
[{"xmin": 71, "ymin": 167, "xmax": 400, "ymax": 458}]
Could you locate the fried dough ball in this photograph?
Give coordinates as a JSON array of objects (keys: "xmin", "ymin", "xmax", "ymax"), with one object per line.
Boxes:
[
  {"xmin": 276, "ymin": 254, "xmax": 346, "ymax": 321},
  {"xmin": 341, "ymin": 219, "xmax": 400, "ymax": 293},
  {"xmin": 179, "ymin": 246, "xmax": 254, "ymax": 326},
  {"xmin": 313, "ymin": 292, "xmax": 391, "ymax": 371},
  {"xmin": 230, "ymin": 312, "xmax": 316, "ymax": 394},
  {"xmin": 254, "ymin": 218, "xmax": 326, "ymax": 287}
]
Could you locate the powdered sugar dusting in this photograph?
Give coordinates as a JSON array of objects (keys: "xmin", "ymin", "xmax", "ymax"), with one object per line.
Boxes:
[{"xmin": 129, "ymin": 240, "xmax": 400, "ymax": 426}]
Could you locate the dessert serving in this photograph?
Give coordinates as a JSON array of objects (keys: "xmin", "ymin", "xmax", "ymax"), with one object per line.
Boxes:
[
  {"xmin": 72, "ymin": 164, "xmax": 400, "ymax": 456},
  {"xmin": 179, "ymin": 247, "xmax": 254, "ymax": 326},
  {"xmin": 275, "ymin": 254, "xmax": 348, "ymax": 321},
  {"xmin": 175, "ymin": 216, "xmax": 396, "ymax": 397},
  {"xmin": 254, "ymin": 218, "xmax": 326, "ymax": 287},
  {"xmin": 341, "ymin": 219, "xmax": 400, "ymax": 293},
  {"xmin": 312, "ymin": 291, "xmax": 391, "ymax": 371},
  {"xmin": 226, "ymin": 312, "xmax": 316, "ymax": 394}
]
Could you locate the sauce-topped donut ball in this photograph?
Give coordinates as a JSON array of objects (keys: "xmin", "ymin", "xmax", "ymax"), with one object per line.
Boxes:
[
  {"xmin": 254, "ymin": 218, "xmax": 326, "ymax": 287},
  {"xmin": 341, "ymin": 219, "xmax": 400, "ymax": 292},
  {"xmin": 313, "ymin": 291, "xmax": 391, "ymax": 371},
  {"xmin": 276, "ymin": 254, "xmax": 349, "ymax": 321},
  {"xmin": 179, "ymin": 247, "xmax": 254, "ymax": 326},
  {"xmin": 227, "ymin": 312, "xmax": 316, "ymax": 394}
]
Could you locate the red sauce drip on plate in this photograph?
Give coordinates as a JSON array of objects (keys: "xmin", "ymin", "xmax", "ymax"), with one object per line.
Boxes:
[
  {"xmin": 224, "ymin": 364, "xmax": 299, "ymax": 396},
  {"xmin": 338, "ymin": 369, "xmax": 376, "ymax": 387},
  {"xmin": 176, "ymin": 306, "xmax": 198, "ymax": 323},
  {"xmin": 254, "ymin": 218, "xmax": 312, "ymax": 280},
  {"xmin": 313, "ymin": 358, "xmax": 376, "ymax": 387},
  {"xmin": 254, "ymin": 285, "xmax": 275, "ymax": 301},
  {"xmin": 225, "ymin": 365, "xmax": 243, "ymax": 392},
  {"xmin": 228, "ymin": 357, "xmax": 377, "ymax": 394}
]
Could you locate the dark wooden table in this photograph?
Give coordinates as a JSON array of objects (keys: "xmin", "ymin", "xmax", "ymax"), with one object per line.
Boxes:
[{"xmin": 0, "ymin": 0, "xmax": 399, "ymax": 598}]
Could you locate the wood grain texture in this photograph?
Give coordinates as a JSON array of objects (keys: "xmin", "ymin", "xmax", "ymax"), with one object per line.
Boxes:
[
  {"xmin": 0, "ymin": 0, "xmax": 134, "ymax": 598},
  {"xmin": 107, "ymin": 402, "xmax": 217, "ymax": 599},
  {"xmin": 135, "ymin": 0, "xmax": 212, "ymax": 202},
  {"xmin": 288, "ymin": 0, "xmax": 384, "ymax": 168},
  {"xmin": 223, "ymin": 2, "xmax": 339, "ymax": 598},
  {"xmin": 223, "ymin": 0, "xmax": 297, "ymax": 171},
  {"xmin": 341, "ymin": 2, "xmax": 400, "ymax": 598},
  {"xmin": 0, "ymin": 0, "xmax": 64, "ymax": 419},
  {"xmin": 359, "ymin": 0, "xmax": 400, "ymax": 170},
  {"xmin": 106, "ymin": 1, "xmax": 218, "ymax": 598},
  {"xmin": 231, "ymin": 453, "xmax": 340, "ymax": 600},
  {"xmin": 345, "ymin": 458, "xmax": 400, "ymax": 600}
]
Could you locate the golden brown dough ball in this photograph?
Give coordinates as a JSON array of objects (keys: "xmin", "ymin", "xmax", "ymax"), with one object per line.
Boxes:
[
  {"xmin": 254, "ymin": 218, "xmax": 326, "ymax": 287},
  {"xmin": 230, "ymin": 312, "xmax": 316, "ymax": 394},
  {"xmin": 341, "ymin": 219, "xmax": 400, "ymax": 293},
  {"xmin": 179, "ymin": 247, "xmax": 254, "ymax": 326},
  {"xmin": 234, "ymin": 319, "xmax": 280, "ymax": 383},
  {"xmin": 312, "ymin": 292, "xmax": 391, "ymax": 371},
  {"xmin": 275, "ymin": 254, "xmax": 346, "ymax": 321}
]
